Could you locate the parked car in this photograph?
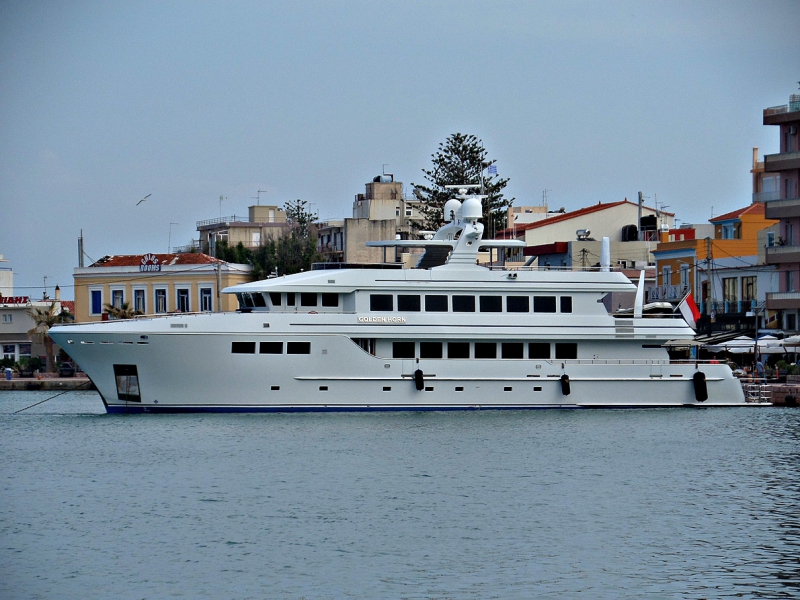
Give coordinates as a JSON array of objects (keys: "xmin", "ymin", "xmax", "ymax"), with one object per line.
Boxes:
[{"xmin": 59, "ymin": 362, "xmax": 76, "ymax": 377}]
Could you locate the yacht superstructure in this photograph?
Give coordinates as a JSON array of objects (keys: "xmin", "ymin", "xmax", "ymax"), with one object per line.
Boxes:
[{"xmin": 50, "ymin": 190, "xmax": 745, "ymax": 412}]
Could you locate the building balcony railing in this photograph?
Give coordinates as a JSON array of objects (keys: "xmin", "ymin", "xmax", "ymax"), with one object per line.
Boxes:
[
  {"xmin": 764, "ymin": 196, "xmax": 800, "ymax": 219},
  {"xmin": 753, "ymin": 190, "xmax": 781, "ymax": 203},
  {"xmin": 699, "ymin": 300, "xmax": 758, "ymax": 315},
  {"xmin": 197, "ymin": 215, "xmax": 291, "ymax": 228},
  {"xmin": 764, "ymin": 151, "xmax": 800, "ymax": 173},
  {"xmin": 765, "ymin": 244, "xmax": 800, "ymax": 265},
  {"xmin": 318, "ymin": 244, "xmax": 344, "ymax": 253},
  {"xmin": 648, "ymin": 284, "xmax": 689, "ymax": 301},
  {"xmin": 766, "ymin": 292, "xmax": 800, "ymax": 311}
]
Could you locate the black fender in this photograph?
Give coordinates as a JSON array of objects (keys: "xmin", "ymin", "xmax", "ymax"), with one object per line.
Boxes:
[
  {"xmin": 414, "ymin": 369, "xmax": 424, "ymax": 391},
  {"xmin": 692, "ymin": 371, "xmax": 708, "ymax": 402},
  {"xmin": 560, "ymin": 374, "xmax": 570, "ymax": 396}
]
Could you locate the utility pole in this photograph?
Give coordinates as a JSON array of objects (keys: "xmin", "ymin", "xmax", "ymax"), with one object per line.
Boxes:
[{"xmin": 215, "ymin": 260, "xmax": 222, "ymax": 313}]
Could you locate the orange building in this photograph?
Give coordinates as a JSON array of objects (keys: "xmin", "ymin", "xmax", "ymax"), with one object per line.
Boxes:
[{"xmin": 652, "ymin": 203, "xmax": 778, "ymax": 332}]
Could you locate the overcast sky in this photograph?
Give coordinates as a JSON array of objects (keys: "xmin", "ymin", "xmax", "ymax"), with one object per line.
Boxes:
[{"xmin": 1, "ymin": 0, "xmax": 798, "ymax": 299}]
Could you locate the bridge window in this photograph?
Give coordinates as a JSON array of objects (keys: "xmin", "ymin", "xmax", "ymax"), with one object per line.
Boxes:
[
  {"xmin": 321, "ymin": 293, "xmax": 339, "ymax": 307},
  {"xmin": 555, "ymin": 343, "xmax": 577, "ymax": 359},
  {"xmin": 287, "ymin": 342, "xmax": 311, "ymax": 354},
  {"xmin": 452, "ymin": 295, "xmax": 475, "ymax": 312},
  {"xmin": 370, "ymin": 294, "xmax": 393, "ymax": 311},
  {"xmin": 501, "ymin": 343, "xmax": 524, "ymax": 359},
  {"xmin": 420, "ymin": 342, "xmax": 443, "ymax": 359},
  {"xmin": 534, "ymin": 296, "xmax": 557, "ymax": 313},
  {"xmin": 507, "ymin": 296, "xmax": 529, "ymax": 313},
  {"xmin": 425, "ymin": 295, "xmax": 448, "ymax": 312},
  {"xmin": 259, "ymin": 342, "xmax": 283, "ymax": 354},
  {"xmin": 398, "ymin": 295, "xmax": 421, "ymax": 311},
  {"xmin": 475, "ymin": 342, "xmax": 496, "ymax": 359},
  {"xmin": 269, "ymin": 292, "xmax": 281, "ymax": 306},
  {"xmin": 479, "ymin": 296, "xmax": 502, "ymax": 312},
  {"xmin": 392, "ymin": 342, "xmax": 415, "ymax": 358},
  {"xmin": 529, "ymin": 343, "xmax": 551, "ymax": 359},
  {"xmin": 560, "ymin": 296, "xmax": 572, "ymax": 313},
  {"xmin": 301, "ymin": 293, "xmax": 317, "ymax": 307},
  {"xmin": 448, "ymin": 342, "xmax": 470, "ymax": 359},
  {"xmin": 232, "ymin": 342, "xmax": 256, "ymax": 354}
]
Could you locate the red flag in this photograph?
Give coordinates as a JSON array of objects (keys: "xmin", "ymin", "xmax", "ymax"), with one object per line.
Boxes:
[{"xmin": 678, "ymin": 293, "xmax": 700, "ymax": 329}]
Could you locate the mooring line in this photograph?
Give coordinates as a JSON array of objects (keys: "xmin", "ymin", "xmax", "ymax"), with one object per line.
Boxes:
[{"xmin": 13, "ymin": 380, "xmax": 94, "ymax": 414}]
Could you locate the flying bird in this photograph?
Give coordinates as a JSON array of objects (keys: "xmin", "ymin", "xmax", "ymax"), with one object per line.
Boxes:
[{"xmin": 136, "ymin": 194, "xmax": 152, "ymax": 206}]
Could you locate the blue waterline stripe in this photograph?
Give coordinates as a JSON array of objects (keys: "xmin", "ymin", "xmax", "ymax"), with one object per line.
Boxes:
[{"xmin": 105, "ymin": 403, "xmax": 725, "ymax": 414}]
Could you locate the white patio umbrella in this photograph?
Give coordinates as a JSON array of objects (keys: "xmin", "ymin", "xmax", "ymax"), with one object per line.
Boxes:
[{"xmin": 706, "ymin": 335, "xmax": 785, "ymax": 355}]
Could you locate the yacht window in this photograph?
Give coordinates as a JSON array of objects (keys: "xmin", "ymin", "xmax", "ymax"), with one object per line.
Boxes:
[
  {"xmin": 392, "ymin": 342, "xmax": 415, "ymax": 358},
  {"xmin": 253, "ymin": 293, "xmax": 267, "ymax": 308},
  {"xmin": 259, "ymin": 342, "xmax": 283, "ymax": 354},
  {"xmin": 371, "ymin": 294, "xmax": 393, "ymax": 311},
  {"xmin": 301, "ymin": 293, "xmax": 318, "ymax": 307},
  {"xmin": 232, "ymin": 342, "xmax": 256, "ymax": 354},
  {"xmin": 240, "ymin": 293, "xmax": 255, "ymax": 309},
  {"xmin": 479, "ymin": 296, "xmax": 502, "ymax": 312},
  {"xmin": 287, "ymin": 342, "xmax": 311, "ymax": 354},
  {"xmin": 448, "ymin": 342, "xmax": 470, "ymax": 359},
  {"xmin": 560, "ymin": 296, "xmax": 573, "ymax": 313},
  {"xmin": 425, "ymin": 295, "xmax": 448, "ymax": 312},
  {"xmin": 321, "ymin": 293, "xmax": 338, "ymax": 307},
  {"xmin": 529, "ymin": 343, "xmax": 551, "ymax": 359},
  {"xmin": 398, "ymin": 295, "xmax": 421, "ymax": 312},
  {"xmin": 420, "ymin": 342, "xmax": 443, "ymax": 359},
  {"xmin": 269, "ymin": 292, "xmax": 282, "ymax": 306},
  {"xmin": 452, "ymin": 295, "xmax": 475, "ymax": 312},
  {"xmin": 534, "ymin": 296, "xmax": 557, "ymax": 313},
  {"xmin": 475, "ymin": 342, "xmax": 497, "ymax": 359},
  {"xmin": 501, "ymin": 343, "xmax": 524, "ymax": 359},
  {"xmin": 507, "ymin": 296, "xmax": 529, "ymax": 313},
  {"xmin": 286, "ymin": 293, "xmax": 296, "ymax": 306},
  {"xmin": 555, "ymin": 343, "xmax": 577, "ymax": 359}
]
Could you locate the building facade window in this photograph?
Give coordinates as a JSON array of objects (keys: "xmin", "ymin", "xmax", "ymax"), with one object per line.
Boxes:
[
  {"xmin": 176, "ymin": 288, "xmax": 190, "ymax": 312},
  {"xmin": 662, "ymin": 267, "xmax": 671, "ymax": 286},
  {"xmin": 200, "ymin": 288, "xmax": 213, "ymax": 312},
  {"xmin": 722, "ymin": 277, "xmax": 738, "ymax": 303},
  {"xmin": 134, "ymin": 289, "xmax": 146, "ymax": 313},
  {"xmin": 155, "ymin": 288, "xmax": 167, "ymax": 313},
  {"xmin": 90, "ymin": 290, "xmax": 103, "ymax": 315},
  {"xmin": 111, "ymin": 289, "xmax": 124, "ymax": 309},
  {"xmin": 680, "ymin": 265, "xmax": 690, "ymax": 288},
  {"xmin": 742, "ymin": 277, "xmax": 757, "ymax": 302}
]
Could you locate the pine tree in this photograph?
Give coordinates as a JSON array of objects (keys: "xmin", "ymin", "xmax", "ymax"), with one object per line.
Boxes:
[{"xmin": 412, "ymin": 133, "xmax": 513, "ymax": 237}]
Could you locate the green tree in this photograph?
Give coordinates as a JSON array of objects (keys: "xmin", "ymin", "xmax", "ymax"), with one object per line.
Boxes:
[
  {"xmin": 104, "ymin": 301, "xmax": 143, "ymax": 320},
  {"xmin": 412, "ymin": 133, "xmax": 513, "ymax": 237},
  {"xmin": 283, "ymin": 199, "xmax": 316, "ymax": 238},
  {"xmin": 27, "ymin": 302, "xmax": 73, "ymax": 373}
]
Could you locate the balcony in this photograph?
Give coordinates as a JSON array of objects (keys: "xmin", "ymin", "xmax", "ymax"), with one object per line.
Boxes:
[
  {"xmin": 765, "ymin": 196, "xmax": 800, "ymax": 219},
  {"xmin": 753, "ymin": 190, "xmax": 781, "ymax": 204},
  {"xmin": 699, "ymin": 300, "xmax": 757, "ymax": 316},
  {"xmin": 767, "ymin": 292, "xmax": 800, "ymax": 310},
  {"xmin": 764, "ymin": 99, "xmax": 800, "ymax": 124},
  {"xmin": 764, "ymin": 151, "xmax": 800, "ymax": 172},
  {"xmin": 647, "ymin": 284, "xmax": 689, "ymax": 301},
  {"xmin": 766, "ymin": 244, "xmax": 800, "ymax": 264}
]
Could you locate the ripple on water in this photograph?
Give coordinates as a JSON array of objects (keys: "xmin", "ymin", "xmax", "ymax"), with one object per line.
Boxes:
[{"xmin": 1, "ymin": 393, "xmax": 799, "ymax": 598}]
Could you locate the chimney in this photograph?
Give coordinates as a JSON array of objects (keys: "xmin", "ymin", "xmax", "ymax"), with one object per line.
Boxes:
[{"xmin": 55, "ymin": 285, "xmax": 61, "ymax": 301}]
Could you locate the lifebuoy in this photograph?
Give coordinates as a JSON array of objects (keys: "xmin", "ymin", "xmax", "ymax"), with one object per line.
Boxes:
[
  {"xmin": 560, "ymin": 374, "xmax": 570, "ymax": 396},
  {"xmin": 692, "ymin": 371, "xmax": 708, "ymax": 402},
  {"xmin": 414, "ymin": 369, "xmax": 424, "ymax": 391}
]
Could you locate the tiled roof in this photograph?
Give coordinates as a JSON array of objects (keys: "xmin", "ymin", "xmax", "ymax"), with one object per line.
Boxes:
[
  {"xmin": 709, "ymin": 203, "xmax": 766, "ymax": 223},
  {"xmin": 60, "ymin": 300, "xmax": 76, "ymax": 314},
  {"xmin": 498, "ymin": 199, "xmax": 672, "ymax": 238},
  {"xmin": 90, "ymin": 253, "xmax": 221, "ymax": 268}
]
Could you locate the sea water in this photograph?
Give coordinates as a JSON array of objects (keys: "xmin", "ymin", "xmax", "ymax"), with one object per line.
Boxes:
[{"xmin": 1, "ymin": 390, "xmax": 799, "ymax": 599}]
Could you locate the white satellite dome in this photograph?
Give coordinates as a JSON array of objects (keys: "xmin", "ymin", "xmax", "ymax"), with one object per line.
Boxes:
[
  {"xmin": 443, "ymin": 199, "xmax": 461, "ymax": 222},
  {"xmin": 461, "ymin": 197, "xmax": 483, "ymax": 220}
]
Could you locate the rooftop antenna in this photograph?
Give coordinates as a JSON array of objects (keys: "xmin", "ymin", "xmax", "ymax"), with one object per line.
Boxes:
[
  {"xmin": 382, "ymin": 164, "xmax": 389, "ymax": 175},
  {"xmin": 219, "ymin": 195, "xmax": 226, "ymax": 218},
  {"xmin": 254, "ymin": 190, "xmax": 269, "ymax": 206},
  {"xmin": 42, "ymin": 275, "xmax": 49, "ymax": 300},
  {"xmin": 168, "ymin": 223, "xmax": 179, "ymax": 253},
  {"xmin": 542, "ymin": 189, "xmax": 550, "ymax": 207}
]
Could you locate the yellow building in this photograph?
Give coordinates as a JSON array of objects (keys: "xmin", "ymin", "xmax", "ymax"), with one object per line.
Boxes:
[
  {"xmin": 73, "ymin": 253, "xmax": 251, "ymax": 322},
  {"xmin": 652, "ymin": 203, "xmax": 778, "ymax": 333}
]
